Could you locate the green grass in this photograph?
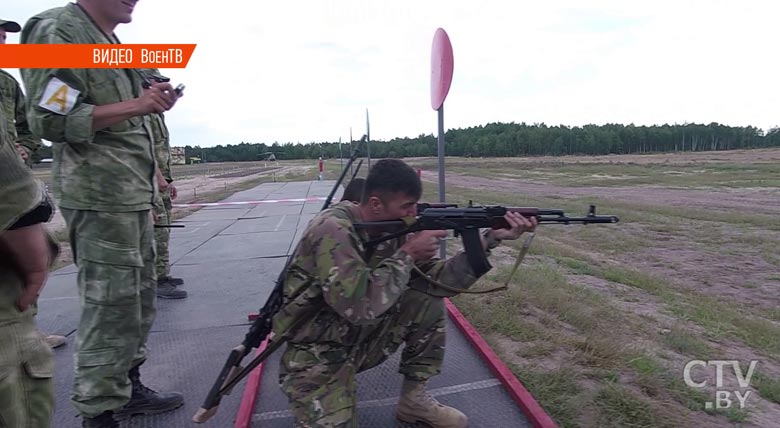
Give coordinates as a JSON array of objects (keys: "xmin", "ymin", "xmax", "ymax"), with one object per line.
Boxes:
[
  {"xmin": 661, "ymin": 326, "xmax": 713, "ymax": 358},
  {"xmin": 670, "ymin": 298, "xmax": 780, "ymax": 356},
  {"xmin": 754, "ymin": 373, "xmax": 780, "ymax": 404},
  {"xmin": 595, "ymin": 382, "xmax": 671, "ymax": 428},
  {"xmin": 512, "ymin": 365, "xmax": 584, "ymax": 428},
  {"xmin": 426, "ymin": 154, "xmax": 780, "ymax": 427}
]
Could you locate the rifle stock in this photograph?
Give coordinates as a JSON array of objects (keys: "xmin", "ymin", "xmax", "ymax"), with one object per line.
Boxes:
[{"xmin": 192, "ymin": 345, "xmax": 246, "ymax": 423}]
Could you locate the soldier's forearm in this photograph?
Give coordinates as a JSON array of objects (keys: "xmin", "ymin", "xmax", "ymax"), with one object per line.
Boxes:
[{"xmin": 92, "ymin": 100, "xmax": 144, "ymax": 132}]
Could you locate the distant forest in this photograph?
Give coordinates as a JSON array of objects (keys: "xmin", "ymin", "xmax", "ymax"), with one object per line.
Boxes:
[{"xmin": 31, "ymin": 122, "xmax": 780, "ymax": 163}]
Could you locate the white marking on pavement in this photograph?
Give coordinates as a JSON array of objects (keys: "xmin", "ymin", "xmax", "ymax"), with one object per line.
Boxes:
[
  {"xmin": 172, "ymin": 197, "xmax": 326, "ymax": 208},
  {"xmin": 275, "ymin": 215, "xmax": 286, "ymax": 231}
]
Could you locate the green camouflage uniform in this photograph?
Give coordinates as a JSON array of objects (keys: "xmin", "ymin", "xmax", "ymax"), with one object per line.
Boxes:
[
  {"xmin": 20, "ymin": 4, "xmax": 159, "ymax": 418},
  {"xmin": 272, "ymin": 201, "xmax": 484, "ymax": 427},
  {"xmin": 0, "ymin": 70, "xmax": 42, "ymax": 167},
  {"xmin": 149, "ymin": 111, "xmax": 173, "ymax": 279},
  {"xmin": 0, "ymin": 110, "xmax": 55, "ymax": 428}
]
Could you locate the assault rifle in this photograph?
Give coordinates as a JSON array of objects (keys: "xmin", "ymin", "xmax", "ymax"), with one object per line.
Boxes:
[
  {"xmin": 355, "ymin": 203, "xmax": 618, "ymax": 278},
  {"xmin": 193, "ymin": 141, "xmax": 365, "ymax": 423},
  {"xmin": 416, "ymin": 202, "xmax": 458, "ymax": 215}
]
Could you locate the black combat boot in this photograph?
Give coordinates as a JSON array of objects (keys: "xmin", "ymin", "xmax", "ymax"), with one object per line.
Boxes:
[
  {"xmin": 159, "ymin": 275, "xmax": 184, "ymax": 286},
  {"xmin": 82, "ymin": 411, "xmax": 118, "ymax": 428},
  {"xmin": 113, "ymin": 364, "xmax": 184, "ymax": 420},
  {"xmin": 156, "ymin": 281, "xmax": 187, "ymax": 299}
]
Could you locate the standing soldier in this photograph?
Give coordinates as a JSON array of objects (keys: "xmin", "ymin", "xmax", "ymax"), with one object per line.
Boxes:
[
  {"xmin": 0, "ymin": 96, "xmax": 58, "ymax": 428},
  {"xmin": 20, "ymin": 1, "xmax": 184, "ymax": 427},
  {"xmin": 0, "ymin": 19, "xmax": 41, "ymax": 168},
  {"xmin": 1, "ymin": 17, "xmax": 67, "ymax": 349},
  {"xmin": 143, "ymin": 69, "xmax": 187, "ymax": 299}
]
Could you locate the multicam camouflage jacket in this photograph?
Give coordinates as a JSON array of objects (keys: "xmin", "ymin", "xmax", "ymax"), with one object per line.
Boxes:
[{"xmin": 271, "ymin": 201, "xmax": 483, "ymax": 346}]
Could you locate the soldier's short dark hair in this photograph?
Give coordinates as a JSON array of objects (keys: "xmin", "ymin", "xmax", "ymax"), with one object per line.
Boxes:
[
  {"xmin": 364, "ymin": 159, "xmax": 421, "ymax": 203},
  {"xmin": 341, "ymin": 178, "xmax": 365, "ymax": 203}
]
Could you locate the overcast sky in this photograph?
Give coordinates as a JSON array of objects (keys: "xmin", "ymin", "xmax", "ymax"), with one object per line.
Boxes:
[{"xmin": 3, "ymin": 1, "xmax": 779, "ymax": 148}]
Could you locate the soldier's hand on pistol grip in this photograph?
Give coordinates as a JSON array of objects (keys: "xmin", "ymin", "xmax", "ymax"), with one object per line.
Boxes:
[{"xmin": 401, "ymin": 230, "xmax": 448, "ymax": 261}]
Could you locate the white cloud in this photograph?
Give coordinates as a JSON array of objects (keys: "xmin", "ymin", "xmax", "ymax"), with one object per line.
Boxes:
[{"xmin": 3, "ymin": 0, "xmax": 780, "ymax": 147}]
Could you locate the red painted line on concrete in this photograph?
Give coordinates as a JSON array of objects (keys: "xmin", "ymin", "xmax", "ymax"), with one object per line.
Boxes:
[
  {"xmin": 234, "ymin": 336, "xmax": 270, "ymax": 428},
  {"xmin": 445, "ymin": 299, "xmax": 558, "ymax": 428},
  {"xmin": 173, "ymin": 196, "xmax": 326, "ymax": 208}
]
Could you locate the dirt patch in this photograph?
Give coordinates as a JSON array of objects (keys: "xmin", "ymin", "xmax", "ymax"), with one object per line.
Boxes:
[{"xmin": 210, "ymin": 166, "xmax": 280, "ymax": 179}]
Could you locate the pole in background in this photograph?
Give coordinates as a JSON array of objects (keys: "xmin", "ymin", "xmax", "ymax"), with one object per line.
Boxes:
[
  {"xmin": 366, "ymin": 109, "xmax": 371, "ymax": 170},
  {"xmin": 431, "ymin": 28, "xmax": 454, "ymax": 259},
  {"xmin": 339, "ymin": 137, "xmax": 343, "ymax": 172}
]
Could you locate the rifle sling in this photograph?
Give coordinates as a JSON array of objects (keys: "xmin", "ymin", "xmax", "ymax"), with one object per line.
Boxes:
[
  {"xmin": 412, "ymin": 265, "xmax": 507, "ymax": 294},
  {"xmin": 504, "ymin": 232, "xmax": 534, "ymax": 288}
]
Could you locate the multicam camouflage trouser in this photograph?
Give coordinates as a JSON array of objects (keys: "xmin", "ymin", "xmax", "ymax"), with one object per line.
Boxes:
[
  {"xmin": 153, "ymin": 188, "xmax": 172, "ymax": 278},
  {"xmin": 280, "ymin": 288, "xmax": 445, "ymax": 428},
  {"xmin": 60, "ymin": 208, "xmax": 157, "ymax": 417},
  {"xmin": 0, "ymin": 268, "xmax": 54, "ymax": 428}
]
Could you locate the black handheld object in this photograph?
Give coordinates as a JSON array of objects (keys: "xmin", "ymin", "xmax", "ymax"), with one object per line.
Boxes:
[{"xmin": 175, "ymin": 84, "xmax": 185, "ymax": 95}]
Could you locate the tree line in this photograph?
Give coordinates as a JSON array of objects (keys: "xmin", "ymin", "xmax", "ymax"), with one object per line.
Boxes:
[{"xmin": 31, "ymin": 122, "xmax": 780, "ymax": 163}]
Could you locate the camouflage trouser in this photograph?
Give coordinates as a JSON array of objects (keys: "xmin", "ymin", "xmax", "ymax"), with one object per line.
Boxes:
[
  {"xmin": 0, "ymin": 268, "xmax": 54, "ymax": 428},
  {"xmin": 280, "ymin": 288, "xmax": 445, "ymax": 428},
  {"xmin": 153, "ymin": 188, "xmax": 172, "ymax": 279},
  {"xmin": 60, "ymin": 208, "xmax": 157, "ymax": 418}
]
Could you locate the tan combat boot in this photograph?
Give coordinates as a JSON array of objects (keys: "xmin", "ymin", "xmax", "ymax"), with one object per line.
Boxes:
[{"xmin": 396, "ymin": 379, "xmax": 468, "ymax": 428}]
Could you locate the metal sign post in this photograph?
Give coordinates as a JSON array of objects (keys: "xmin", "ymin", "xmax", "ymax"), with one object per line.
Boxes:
[
  {"xmin": 366, "ymin": 109, "xmax": 371, "ymax": 170},
  {"xmin": 349, "ymin": 127, "xmax": 354, "ymax": 177},
  {"xmin": 431, "ymin": 27, "xmax": 454, "ymax": 259},
  {"xmin": 339, "ymin": 137, "xmax": 343, "ymax": 172}
]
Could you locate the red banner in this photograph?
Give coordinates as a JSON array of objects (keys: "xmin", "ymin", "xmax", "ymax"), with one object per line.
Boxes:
[{"xmin": 0, "ymin": 44, "xmax": 196, "ymax": 68}]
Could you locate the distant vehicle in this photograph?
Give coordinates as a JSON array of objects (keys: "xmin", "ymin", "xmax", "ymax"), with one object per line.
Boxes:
[
  {"xmin": 258, "ymin": 152, "xmax": 278, "ymax": 162},
  {"xmin": 170, "ymin": 147, "xmax": 186, "ymax": 165}
]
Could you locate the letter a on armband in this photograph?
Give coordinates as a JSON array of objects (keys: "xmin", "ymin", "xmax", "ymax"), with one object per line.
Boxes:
[{"xmin": 39, "ymin": 77, "xmax": 80, "ymax": 115}]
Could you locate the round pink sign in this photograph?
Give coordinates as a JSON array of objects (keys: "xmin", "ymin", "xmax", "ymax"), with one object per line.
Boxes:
[{"xmin": 431, "ymin": 28, "xmax": 454, "ymax": 110}]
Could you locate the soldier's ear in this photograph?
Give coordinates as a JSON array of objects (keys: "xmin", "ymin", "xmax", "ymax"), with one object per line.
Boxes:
[{"xmin": 368, "ymin": 195, "xmax": 383, "ymax": 214}]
